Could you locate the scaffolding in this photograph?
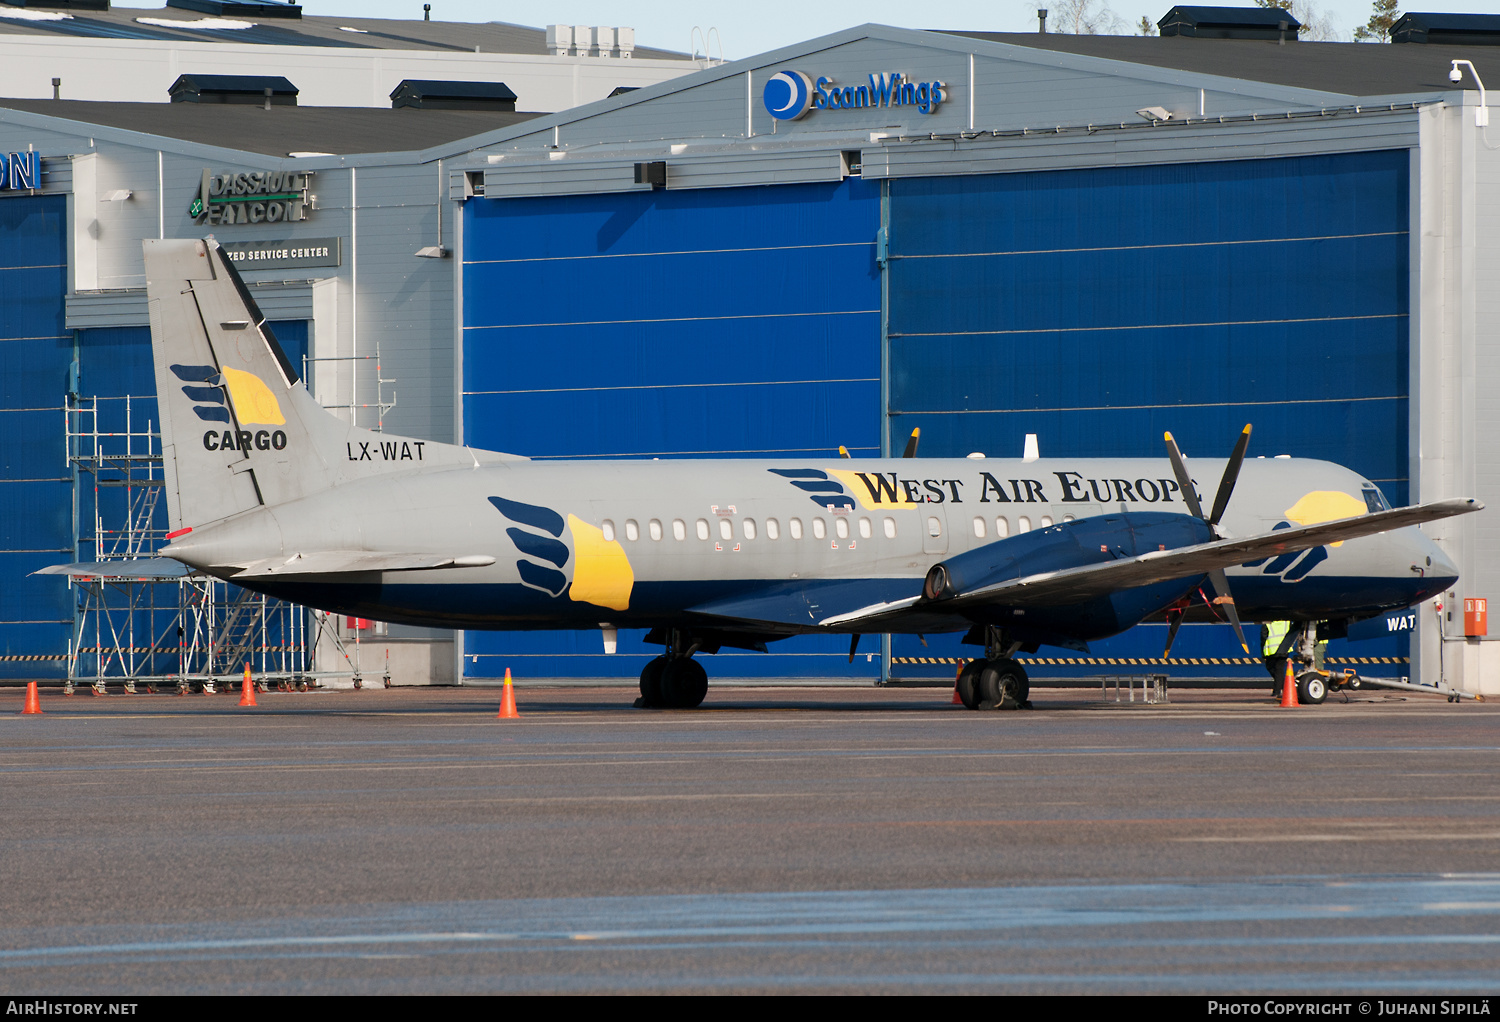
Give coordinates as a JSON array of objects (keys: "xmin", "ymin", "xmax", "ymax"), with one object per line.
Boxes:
[
  {"xmin": 61, "ymin": 394, "xmax": 357, "ymax": 694},
  {"xmin": 304, "ymin": 342, "xmax": 396, "ymax": 433}
]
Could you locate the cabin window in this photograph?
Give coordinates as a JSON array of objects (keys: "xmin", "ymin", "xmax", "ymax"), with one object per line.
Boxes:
[
  {"xmin": 696, "ymin": 519, "xmax": 709, "ymax": 541},
  {"xmin": 625, "ymin": 519, "xmax": 639, "ymax": 542},
  {"xmin": 812, "ymin": 518, "xmax": 826, "ymax": 540},
  {"xmin": 790, "ymin": 518, "xmax": 803, "ymax": 540},
  {"xmin": 649, "ymin": 519, "xmax": 663, "ymax": 541},
  {"xmin": 743, "ymin": 518, "xmax": 757, "ymax": 540},
  {"xmin": 973, "ymin": 516, "xmax": 986, "ymax": 538},
  {"xmin": 883, "ymin": 517, "xmax": 897, "ymax": 539},
  {"xmin": 1062, "ymin": 514, "xmax": 1075, "ymax": 523},
  {"xmin": 766, "ymin": 518, "xmax": 780, "ymax": 540},
  {"xmin": 1039, "ymin": 515, "xmax": 1053, "ymax": 528},
  {"xmin": 1017, "ymin": 516, "xmax": 1031, "ymax": 533},
  {"xmin": 835, "ymin": 517, "xmax": 849, "ymax": 540},
  {"xmin": 673, "ymin": 519, "xmax": 687, "ymax": 541},
  {"xmin": 995, "ymin": 517, "xmax": 1009, "ymax": 538},
  {"xmin": 858, "ymin": 517, "xmax": 872, "ymax": 540},
  {"xmin": 927, "ymin": 516, "xmax": 942, "ymax": 538},
  {"xmin": 602, "ymin": 520, "xmax": 616, "ymax": 542},
  {"xmin": 719, "ymin": 518, "xmax": 733, "ymax": 540}
]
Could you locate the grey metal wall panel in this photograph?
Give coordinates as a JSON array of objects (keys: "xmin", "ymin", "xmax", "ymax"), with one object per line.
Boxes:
[
  {"xmin": 970, "ymin": 54, "xmax": 1311, "ymax": 130},
  {"xmin": 482, "ymin": 148, "xmax": 848, "ymax": 198},
  {"xmin": 347, "ymin": 167, "xmax": 454, "ymax": 443},
  {"xmin": 39, "ymin": 157, "xmax": 71, "ymax": 194},
  {"xmin": 94, "ymin": 149, "xmax": 164, "ymax": 289},
  {"xmin": 553, "ymin": 75, "xmax": 755, "ymax": 149},
  {"xmin": 484, "ymin": 160, "xmax": 648, "ymax": 199},
  {"xmin": 860, "ymin": 108, "xmax": 1421, "ymax": 180},
  {"xmin": 661, "ymin": 149, "xmax": 846, "ymax": 190},
  {"xmin": 66, "ymin": 281, "xmax": 316, "ymax": 329},
  {"xmin": 1470, "ymin": 136, "xmax": 1500, "ymax": 605}
]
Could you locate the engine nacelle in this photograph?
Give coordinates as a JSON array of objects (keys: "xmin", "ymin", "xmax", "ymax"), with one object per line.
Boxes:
[
  {"xmin": 924, "ymin": 511, "xmax": 1212, "ymax": 601},
  {"xmin": 922, "ymin": 512, "xmax": 1215, "ymax": 635}
]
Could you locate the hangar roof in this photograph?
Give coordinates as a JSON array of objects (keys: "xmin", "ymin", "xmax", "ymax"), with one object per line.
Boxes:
[
  {"xmin": 0, "ymin": 98, "xmax": 542, "ymax": 155},
  {"xmin": 938, "ymin": 32, "xmax": 1477, "ymax": 97},
  {"xmin": 0, "ymin": 6, "xmax": 688, "ymax": 59}
]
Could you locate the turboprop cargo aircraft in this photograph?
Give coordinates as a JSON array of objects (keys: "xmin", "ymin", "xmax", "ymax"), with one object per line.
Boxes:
[{"xmin": 47, "ymin": 238, "xmax": 1479, "ymax": 709}]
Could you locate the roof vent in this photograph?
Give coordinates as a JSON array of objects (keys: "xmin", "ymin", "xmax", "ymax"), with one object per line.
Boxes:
[
  {"xmin": 169, "ymin": 74, "xmax": 298, "ymax": 105},
  {"xmin": 1, "ymin": 1, "xmax": 111, "ymax": 10},
  {"xmin": 165, "ymin": 0, "xmax": 301, "ymax": 17},
  {"xmin": 389, "ymin": 80, "xmax": 518, "ymax": 111},
  {"xmin": 1392, "ymin": 12, "xmax": 1500, "ymax": 45},
  {"xmin": 1158, "ymin": 5, "xmax": 1301, "ymax": 39}
]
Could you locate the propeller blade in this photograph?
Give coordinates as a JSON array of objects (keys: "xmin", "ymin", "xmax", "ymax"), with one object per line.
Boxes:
[
  {"xmin": 1207, "ymin": 424, "xmax": 1252, "ymax": 527},
  {"xmin": 848, "ymin": 633, "xmax": 861, "ymax": 663},
  {"xmin": 1163, "ymin": 431, "xmax": 1205, "ymax": 520},
  {"xmin": 838, "ymin": 446, "xmax": 851, "ymax": 459},
  {"xmin": 902, "ymin": 428, "xmax": 920, "ymax": 459},
  {"xmin": 1162, "ymin": 608, "xmax": 1185, "ymax": 660},
  {"xmin": 1206, "ymin": 568, "xmax": 1251, "ymax": 654}
]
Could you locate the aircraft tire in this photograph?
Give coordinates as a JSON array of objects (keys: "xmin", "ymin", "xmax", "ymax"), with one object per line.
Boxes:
[
  {"xmin": 1297, "ymin": 672, "xmax": 1327, "ymax": 705},
  {"xmin": 639, "ymin": 656, "xmax": 668, "ymax": 707},
  {"xmin": 1008, "ymin": 661, "xmax": 1031, "ymax": 708},
  {"xmin": 662, "ymin": 658, "xmax": 708, "ymax": 709},
  {"xmin": 956, "ymin": 660, "xmax": 984, "ymax": 710},
  {"xmin": 979, "ymin": 659, "xmax": 1026, "ymax": 710}
]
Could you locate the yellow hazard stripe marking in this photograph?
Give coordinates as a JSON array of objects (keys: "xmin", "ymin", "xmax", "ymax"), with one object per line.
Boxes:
[{"xmin": 891, "ymin": 656, "xmax": 1410, "ymax": 666}]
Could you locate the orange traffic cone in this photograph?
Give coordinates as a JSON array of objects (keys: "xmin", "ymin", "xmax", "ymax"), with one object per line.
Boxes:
[
  {"xmin": 497, "ymin": 667, "xmax": 520, "ymax": 719},
  {"xmin": 1280, "ymin": 660, "xmax": 1299, "ymax": 708},
  {"xmin": 20, "ymin": 681, "xmax": 42, "ymax": 715},
  {"xmin": 953, "ymin": 664, "xmax": 964, "ymax": 704},
  {"xmin": 238, "ymin": 662, "xmax": 258, "ymax": 707}
]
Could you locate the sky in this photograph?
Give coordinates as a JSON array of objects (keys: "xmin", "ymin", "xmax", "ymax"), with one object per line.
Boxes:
[{"xmin": 124, "ymin": 1, "xmax": 1500, "ymax": 55}]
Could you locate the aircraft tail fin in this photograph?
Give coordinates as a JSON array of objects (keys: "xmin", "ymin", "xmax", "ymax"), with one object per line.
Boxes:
[{"xmin": 145, "ymin": 238, "xmax": 504, "ymax": 533}]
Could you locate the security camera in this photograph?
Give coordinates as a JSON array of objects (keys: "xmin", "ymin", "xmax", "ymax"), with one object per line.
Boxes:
[{"xmin": 1451, "ymin": 65, "xmax": 1464, "ymax": 83}]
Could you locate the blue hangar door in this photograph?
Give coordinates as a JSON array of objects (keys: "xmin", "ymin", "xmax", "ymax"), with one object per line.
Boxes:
[
  {"xmin": 0, "ymin": 194, "xmax": 70, "ymax": 678},
  {"xmin": 884, "ymin": 151, "xmax": 1411, "ymax": 680},
  {"xmin": 461, "ymin": 178, "xmax": 882, "ymax": 679}
]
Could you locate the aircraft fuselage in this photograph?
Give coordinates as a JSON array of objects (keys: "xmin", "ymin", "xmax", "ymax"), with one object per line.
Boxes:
[{"xmin": 163, "ymin": 454, "xmax": 1455, "ymax": 637}]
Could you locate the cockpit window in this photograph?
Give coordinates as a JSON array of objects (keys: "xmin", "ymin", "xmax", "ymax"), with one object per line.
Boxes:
[{"xmin": 1362, "ymin": 486, "xmax": 1390, "ymax": 513}]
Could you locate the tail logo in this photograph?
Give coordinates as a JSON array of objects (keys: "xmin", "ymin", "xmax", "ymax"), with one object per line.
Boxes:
[
  {"xmin": 220, "ymin": 367, "xmax": 285, "ymax": 426},
  {"xmin": 170, "ymin": 363, "xmax": 285, "ymax": 426}
]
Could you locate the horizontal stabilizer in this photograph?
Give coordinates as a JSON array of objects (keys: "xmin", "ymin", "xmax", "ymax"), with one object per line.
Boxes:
[
  {"xmin": 32, "ymin": 558, "xmax": 194, "ymax": 579},
  {"xmin": 229, "ymin": 552, "xmax": 497, "ymax": 578}
]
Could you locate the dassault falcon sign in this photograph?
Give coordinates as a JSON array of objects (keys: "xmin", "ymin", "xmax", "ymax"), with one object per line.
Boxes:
[{"xmin": 188, "ymin": 168, "xmax": 314, "ymax": 226}]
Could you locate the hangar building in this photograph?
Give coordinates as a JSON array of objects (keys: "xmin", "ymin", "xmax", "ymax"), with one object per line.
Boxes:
[{"xmin": 2, "ymin": 12, "xmax": 1495, "ymax": 689}]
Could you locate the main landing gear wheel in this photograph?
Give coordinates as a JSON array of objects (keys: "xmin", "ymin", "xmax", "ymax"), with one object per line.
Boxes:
[
  {"xmin": 1297, "ymin": 671, "xmax": 1328, "ymax": 705},
  {"xmin": 956, "ymin": 660, "xmax": 984, "ymax": 710},
  {"xmin": 638, "ymin": 656, "xmax": 667, "ymax": 707},
  {"xmin": 662, "ymin": 658, "xmax": 708, "ymax": 709},
  {"xmin": 978, "ymin": 659, "xmax": 1030, "ymax": 710},
  {"xmin": 637, "ymin": 656, "xmax": 707, "ymax": 709}
]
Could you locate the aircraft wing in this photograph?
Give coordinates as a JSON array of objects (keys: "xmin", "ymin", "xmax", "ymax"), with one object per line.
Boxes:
[
  {"xmin": 32, "ymin": 558, "xmax": 194, "ymax": 579},
  {"xmin": 219, "ymin": 552, "xmax": 497, "ymax": 577},
  {"xmin": 822, "ymin": 498, "xmax": 1481, "ymax": 628},
  {"xmin": 686, "ymin": 577, "xmax": 923, "ymax": 631}
]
